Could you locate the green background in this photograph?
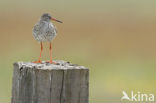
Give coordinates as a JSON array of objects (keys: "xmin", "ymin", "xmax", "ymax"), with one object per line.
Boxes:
[{"xmin": 0, "ymin": 0, "xmax": 156, "ymax": 103}]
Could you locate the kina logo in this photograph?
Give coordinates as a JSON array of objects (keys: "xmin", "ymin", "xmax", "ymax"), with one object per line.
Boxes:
[{"xmin": 121, "ymin": 91, "xmax": 154, "ymax": 102}]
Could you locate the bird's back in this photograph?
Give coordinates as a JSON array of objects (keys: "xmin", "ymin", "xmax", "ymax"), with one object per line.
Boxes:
[{"xmin": 33, "ymin": 21, "xmax": 57, "ymax": 42}]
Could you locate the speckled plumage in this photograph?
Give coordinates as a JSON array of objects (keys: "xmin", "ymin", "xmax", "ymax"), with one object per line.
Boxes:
[{"xmin": 33, "ymin": 14, "xmax": 57, "ymax": 42}]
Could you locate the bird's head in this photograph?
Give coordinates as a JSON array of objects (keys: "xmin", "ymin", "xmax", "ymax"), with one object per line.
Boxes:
[{"xmin": 40, "ymin": 13, "xmax": 63, "ymax": 23}]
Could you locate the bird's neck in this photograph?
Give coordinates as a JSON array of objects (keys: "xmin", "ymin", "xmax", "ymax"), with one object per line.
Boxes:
[{"xmin": 40, "ymin": 19, "xmax": 50, "ymax": 23}]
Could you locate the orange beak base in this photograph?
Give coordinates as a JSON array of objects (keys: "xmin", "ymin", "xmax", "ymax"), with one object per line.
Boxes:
[{"xmin": 51, "ymin": 18, "xmax": 63, "ymax": 23}]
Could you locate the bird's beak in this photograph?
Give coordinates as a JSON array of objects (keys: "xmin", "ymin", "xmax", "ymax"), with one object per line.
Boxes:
[{"xmin": 51, "ymin": 18, "xmax": 63, "ymax": 23}]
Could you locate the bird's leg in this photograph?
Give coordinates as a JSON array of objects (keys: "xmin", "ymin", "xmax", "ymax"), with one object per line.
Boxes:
[
  {"xmin": 33, "ymin": 42, "xmax": 43, "ymax": 63},
  {"xmin": 48, "ymin": 42, "xmax": 56, "ymax": 64}
]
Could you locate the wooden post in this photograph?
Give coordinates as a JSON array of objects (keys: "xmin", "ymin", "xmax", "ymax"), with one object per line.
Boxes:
[{"xmin": 11, "ymin": 60, "xmax": 89, "ymax": 103}]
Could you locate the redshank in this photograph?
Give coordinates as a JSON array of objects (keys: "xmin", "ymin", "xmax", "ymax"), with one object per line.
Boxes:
[{"xmin": 33, "ymin": 13, "xmax": 62, "ymax": 64}]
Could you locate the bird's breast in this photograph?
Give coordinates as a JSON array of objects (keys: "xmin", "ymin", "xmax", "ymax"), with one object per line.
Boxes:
[{"xmin": 33, "ymin": 21, "xmax": 57, "ymax": 42}]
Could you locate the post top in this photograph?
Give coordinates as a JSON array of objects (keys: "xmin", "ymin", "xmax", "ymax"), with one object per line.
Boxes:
[{"xmin": 14, "ymin": 60, "xmax": 88, "ymax": 70}]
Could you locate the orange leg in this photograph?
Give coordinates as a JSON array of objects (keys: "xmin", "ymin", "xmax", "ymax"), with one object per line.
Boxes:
[
  {"xmin": 48, "ymin": 42, "xmax": 56, "ymax": 64},
  {"xmin": 33, "ymin": 42, "xmax": 43, "ymax": 63}
]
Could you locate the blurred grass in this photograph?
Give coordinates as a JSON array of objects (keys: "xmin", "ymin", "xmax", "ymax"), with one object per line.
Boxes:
[
  {"xmin": 1, "ymin": 53, "xmax": 156, "ymax": 103},
  {"xmin": 0, "ymin": 0, "xmax": 156, "ymax": 103}
]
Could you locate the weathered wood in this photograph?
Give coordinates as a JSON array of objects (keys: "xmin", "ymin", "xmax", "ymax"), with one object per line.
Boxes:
[{"xmin": 11, "ymin": 60, "xmax": 89, "ymax": 103}]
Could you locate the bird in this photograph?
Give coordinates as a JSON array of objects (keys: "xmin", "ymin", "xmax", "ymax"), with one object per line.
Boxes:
[
  {"xmin": 32, "ymin": 13, "xmax": 62, "ymax": 64},
  {"xmin": 121, "ymin": 91, "xmax": 130, "ymax": 101}
]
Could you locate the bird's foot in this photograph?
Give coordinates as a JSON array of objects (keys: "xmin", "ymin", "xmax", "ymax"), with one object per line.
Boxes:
[
  {"xmin": 33, "ymin": 60, "xmax": 42, "ymax": 63},
  {"xmin": 46, "ymin": 60, "xmax": 56, "ymax": 64}
]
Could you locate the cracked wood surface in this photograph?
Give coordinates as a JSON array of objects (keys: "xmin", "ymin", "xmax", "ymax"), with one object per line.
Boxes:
[{"xmin": 11, "ymin": 60, "xmax": 89, "ymax": 103}]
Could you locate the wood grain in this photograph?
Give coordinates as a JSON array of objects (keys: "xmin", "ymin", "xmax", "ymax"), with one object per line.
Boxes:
[{"xmin": 11, "ymin": 60, "xmax": 89, "ymax": 103}]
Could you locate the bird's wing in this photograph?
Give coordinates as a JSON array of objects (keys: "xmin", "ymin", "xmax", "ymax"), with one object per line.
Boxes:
[
  {"xmin": 54, "ymin": 25, "xmax": 57, "ymax": 33},
  {"xmin": 47, "ymin": 23, "xmax": 57, "ymax": 34},
  {"xmin": 33, "ymin": 21, "xmax": 47, "ymax": 34},
  {"xmin": 33, "ymin": 22, "xmax": 40, "ymax": 34}
]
